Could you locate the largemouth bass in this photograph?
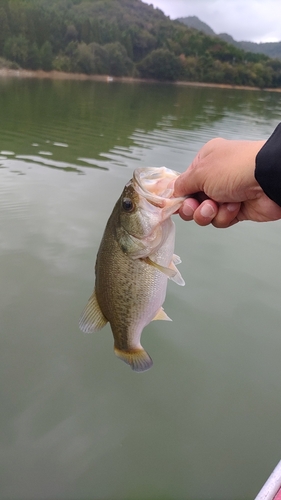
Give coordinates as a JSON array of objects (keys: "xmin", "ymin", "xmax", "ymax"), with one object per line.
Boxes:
[{"xmin": 79, "ymin": 167, "xmax": 185, "ymax": 372}]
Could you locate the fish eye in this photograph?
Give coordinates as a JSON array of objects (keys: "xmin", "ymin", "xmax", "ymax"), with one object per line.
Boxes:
[{"xmin": 122, "ymin": 198, "xmax": 134, "ymax": 212}]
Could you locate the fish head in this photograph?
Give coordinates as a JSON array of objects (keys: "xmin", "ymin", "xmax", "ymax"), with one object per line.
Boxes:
[{"xmin": 117, "ymin": 167, "xmax": 186, "ymax": 258}]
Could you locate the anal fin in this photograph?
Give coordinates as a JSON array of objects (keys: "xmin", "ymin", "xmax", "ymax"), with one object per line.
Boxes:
[{"xmin": 152, "ymin": 307, "xmax": 172, "ymax": 322}]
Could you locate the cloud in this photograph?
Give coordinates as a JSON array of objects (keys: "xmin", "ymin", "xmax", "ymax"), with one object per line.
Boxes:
[{"xmin": 141, "ymin": 0, "xmax": 281, "ymax": 42}]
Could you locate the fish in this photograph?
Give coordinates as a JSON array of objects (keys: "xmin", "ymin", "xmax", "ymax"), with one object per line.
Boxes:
[{"xmin": 79, "ymin": 167, "xmax": 186, "ymax": 372}]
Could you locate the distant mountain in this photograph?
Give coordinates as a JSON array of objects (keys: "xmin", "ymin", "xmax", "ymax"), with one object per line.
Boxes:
[
  {"xmin": 177, "ymin": 16, "xmax": 281, "ymax": 60},
  {"xmin": 177, "ymin": 16, "xmax": 216, "ymax": 37}
]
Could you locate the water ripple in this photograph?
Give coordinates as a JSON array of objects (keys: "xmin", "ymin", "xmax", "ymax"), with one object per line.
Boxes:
[{"xmin": 15, "ymin": 155, "xmax": 85, "ymax": 174}]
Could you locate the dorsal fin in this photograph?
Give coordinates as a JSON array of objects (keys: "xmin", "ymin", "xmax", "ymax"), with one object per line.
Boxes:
[{"xmin": 79, "ymin": 289, "xmax": 108, "ymax": 333}]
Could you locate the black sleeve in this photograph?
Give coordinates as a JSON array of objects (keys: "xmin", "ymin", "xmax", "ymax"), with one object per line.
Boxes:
[{"xmin": 255, "ymin": 123, "xmax": 281, "ymax": 207}]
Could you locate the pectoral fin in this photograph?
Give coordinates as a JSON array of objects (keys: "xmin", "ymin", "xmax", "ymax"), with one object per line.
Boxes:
[
  {"xmin": 79, "ymin": 288, "xmax": 108, "ymax": 333},
  {"xmin": 143, "ymin": 256, "xmax": 185, "ymax": 286},
  {"xmin": 169, "ymin": 261, "xmax": 185, "ymax": 287},
  {"xmin": 152, "ymin": 307, "xmax": 172, "ymax": 321},
  {"xmin": 143, "ymin": 256, "xmax": 177, "ymax": 279},
  {"xmin": 172, "ymin": 254, "xmax": 182, "ymax": 265}
]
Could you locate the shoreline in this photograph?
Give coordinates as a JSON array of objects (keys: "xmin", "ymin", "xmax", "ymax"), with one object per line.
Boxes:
[{"xmin": 0, "ymin": 67, "xmax": 281, "ymax": 93}]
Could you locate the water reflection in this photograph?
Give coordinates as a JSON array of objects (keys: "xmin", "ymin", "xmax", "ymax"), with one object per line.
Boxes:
[
  {"xmin": 1, "ymin": 78, "xmax": 281, "ymax": 499},
  {"xmin": 0, "ymin": 78, "xmax": 281, "ymax": 175}
]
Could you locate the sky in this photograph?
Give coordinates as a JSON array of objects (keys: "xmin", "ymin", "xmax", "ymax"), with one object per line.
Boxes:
[{"xmin": 141, "ymin": 0, "xmax": 281, "ymax": 43}]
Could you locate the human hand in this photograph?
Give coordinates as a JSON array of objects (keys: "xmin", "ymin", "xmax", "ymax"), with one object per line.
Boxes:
[{"xmin": 174, "ymin": 138, "xmax": 281, "ymax": 228}]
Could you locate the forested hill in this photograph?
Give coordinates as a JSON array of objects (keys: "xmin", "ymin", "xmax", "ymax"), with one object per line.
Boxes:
[{"xmin": 1, "ymin": 0, "xmax": 281, "ymax": 88}]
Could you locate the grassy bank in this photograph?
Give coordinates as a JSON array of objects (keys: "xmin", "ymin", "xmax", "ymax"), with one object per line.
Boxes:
[{"xmin": 1, "ymin": 67, "xmax": 281, "ymax": 93}]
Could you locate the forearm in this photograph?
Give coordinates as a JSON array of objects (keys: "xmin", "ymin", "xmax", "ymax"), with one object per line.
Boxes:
[{"xmin": 255, "ymin": 123, "xmax": 281, "ymax": 207}]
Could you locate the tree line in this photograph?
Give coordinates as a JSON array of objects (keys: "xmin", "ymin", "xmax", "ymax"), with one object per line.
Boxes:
[{"xmin": 1, "ymin": 0, "xmax": 281, "ymax": 88}]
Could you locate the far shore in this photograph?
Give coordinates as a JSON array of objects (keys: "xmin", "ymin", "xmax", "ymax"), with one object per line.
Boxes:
[{"xmin": 1, "ymin": 67, "xmax": 281, "ymax": 93}]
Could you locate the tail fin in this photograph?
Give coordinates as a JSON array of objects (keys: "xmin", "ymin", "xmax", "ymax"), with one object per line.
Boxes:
[{"xmin": 114, "ymin": 347, "xmax": 153, "ymax": 372}]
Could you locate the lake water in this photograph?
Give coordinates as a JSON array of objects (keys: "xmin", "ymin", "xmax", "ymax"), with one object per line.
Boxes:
[{"xmin": 1, "ymin": 77, "xmax": 281, "ymax": 500}]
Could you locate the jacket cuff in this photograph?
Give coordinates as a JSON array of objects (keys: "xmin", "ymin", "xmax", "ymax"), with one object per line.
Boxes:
[{"xmin": 255, "ymin": 123, "xmax": 281, "ymax": 207}]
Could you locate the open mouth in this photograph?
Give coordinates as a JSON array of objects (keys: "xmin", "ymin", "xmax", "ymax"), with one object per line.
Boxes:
[{"xmin": 133, "ymin": 167, "xmax": 184, "ymax": 208}]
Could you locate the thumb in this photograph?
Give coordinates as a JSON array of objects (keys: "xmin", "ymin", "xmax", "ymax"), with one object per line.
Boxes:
[{"xmin": 174, "ymin": 158, "xmax": 202, "ymax": 197}]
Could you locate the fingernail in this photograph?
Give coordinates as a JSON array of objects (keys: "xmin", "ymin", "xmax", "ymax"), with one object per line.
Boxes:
[
  {"xmin": 200, "ymin": 204, "xmax": 216, "ymax": 218},
  {"xmin": 182, "ymin": 204, "xmax": 194, "ymax": 217},
  {"xmin": 227, "ymin": 203, "xmax": 239, "ymax": 212}
]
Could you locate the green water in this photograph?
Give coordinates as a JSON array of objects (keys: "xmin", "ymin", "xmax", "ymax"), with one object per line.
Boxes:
[{"xmin": 1, "ymin": 77, "xmax": 281, "ymax": 499}]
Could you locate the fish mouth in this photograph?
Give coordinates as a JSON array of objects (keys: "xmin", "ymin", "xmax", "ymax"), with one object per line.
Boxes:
[{"xmin": 133, "ymin": 167, "xmax": 186, "ymax": 215}]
